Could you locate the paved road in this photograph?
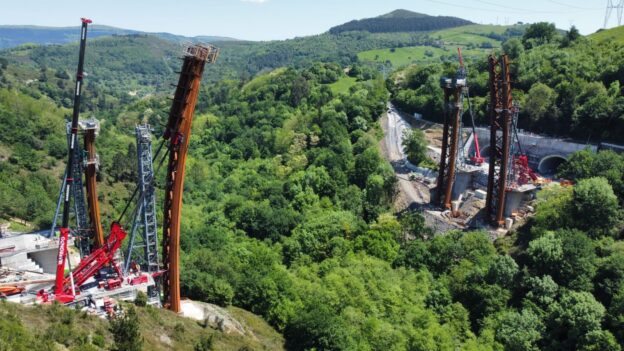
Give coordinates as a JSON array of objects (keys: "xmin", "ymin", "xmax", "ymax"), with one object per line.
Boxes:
[{"xmin": 380, "ymin": 104, "xmax": 429, "ymax": 209}]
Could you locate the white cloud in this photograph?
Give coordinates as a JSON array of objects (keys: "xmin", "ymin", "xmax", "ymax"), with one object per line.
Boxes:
[{"xmin": 242, "ymin": 0, "xmax": 268, "ymax": 3}]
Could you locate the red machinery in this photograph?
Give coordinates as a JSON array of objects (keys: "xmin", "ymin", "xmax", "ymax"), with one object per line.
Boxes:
[
  {"xmin": 512, "ymin": 155, "xmax": 538, "ymax": 187},
  {"xmin": 457, "ymin": 48, "xmax": 484, "ymax": 166},
  {"xmin": 53, "ymin": 222, "xmax": 127, "ymax": 303}
]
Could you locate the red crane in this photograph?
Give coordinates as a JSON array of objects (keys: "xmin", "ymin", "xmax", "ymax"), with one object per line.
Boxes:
[
  {"xmin": 54, "ymin": 18, "xmax": 92, "ymax": 296},
  {"xmin": 457, "ymin": 48, "xmax": 484, "ymax": 165},
  {"xmin": 53, "ymin": 223, "xmax": 127, "ymax": 303}
]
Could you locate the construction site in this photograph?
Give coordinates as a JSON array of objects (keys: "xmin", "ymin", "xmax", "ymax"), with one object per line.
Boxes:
[
  {"xmin": 385, "ymin": 48, "xmax": 619, "ymax": 237},
  {"xmin": 0, "ymin": 19, "xmax": 621, "ymax": 316},
  {"xmin": 0, "ymin": 19, "xmax": 219, "ymax": 316}
]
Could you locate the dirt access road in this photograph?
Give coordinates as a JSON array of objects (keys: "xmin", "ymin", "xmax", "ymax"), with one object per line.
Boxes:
[{"xmin": 379, "ymin": 104, "xmax": 431, "ymax": 210}]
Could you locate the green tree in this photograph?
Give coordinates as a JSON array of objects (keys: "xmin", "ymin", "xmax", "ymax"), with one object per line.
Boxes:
[
  {"xmin": 547, "ymin": 291, "xmax": 606, "ymax": 350},
  {"xmin": 402, "ymin": 128, "xmax": 428, "ymax": 166},
  {"xmin": 566, "ymin": 25, "xmax": 581, "ymax": 43},
  {"xmin": 522, "ymin": 22, "xmax": 558, "ymax": 49},
  {"xmin": 524, "ymin": 82, "xmax": 557, "ymax": 126},
  {"xmin": 572, "ymin": 177, "xmax": 620, "ymax": 237},
  {"xmin": 579, "ymin": 330, "xmax": 621, "ymax": 351},
  {"xmin": 496, "ymin": 309, "xmax": 544, "ymax": 351},
  {"xmin": 503, "ymin": 38, "xmax": 524, "ymax": 60},
  {"xmin": 109, "ymin": 306, "xmax": 143, "ymax": 351}
]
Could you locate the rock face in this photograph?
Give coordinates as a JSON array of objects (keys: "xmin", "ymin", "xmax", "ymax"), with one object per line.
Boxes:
[{"xmin": 180, "ymin": 300, "xmax": 247, "ymax": 336}]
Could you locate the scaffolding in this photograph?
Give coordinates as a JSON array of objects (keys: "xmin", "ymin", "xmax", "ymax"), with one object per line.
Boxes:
[{"xmin": 124, "ymin": 125, "xmax": 159, "ymax": 274}]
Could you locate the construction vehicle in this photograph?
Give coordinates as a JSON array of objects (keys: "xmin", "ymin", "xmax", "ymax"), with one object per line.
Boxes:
[{"xmin": 49, "ymin": 222, "xmax": 127, "ymax": 303}]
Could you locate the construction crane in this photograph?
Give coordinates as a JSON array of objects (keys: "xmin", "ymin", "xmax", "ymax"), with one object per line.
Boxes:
[
  {"xmin": 456, "ymin": 48, "xmax": 484, "ymax": 166},
  {"xmin": 54, "ymin": 17, "xmax": 92, "ymax": 297},
  {"xmin": 52, "ymin": 222, "xmax": 126, "ymax": 302},
  {"xmin": 161, "ymin": 44, "xmax": 219, "ymax": 312}
]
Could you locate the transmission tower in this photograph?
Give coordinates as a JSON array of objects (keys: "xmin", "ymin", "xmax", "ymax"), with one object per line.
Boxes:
[
  {"xmin": 604, "ymin": 0, "xmax": 624, "ymax": 28},
  {"xmin": 124, "ymin": 124, "xmax": 159, "ymax": 274}
]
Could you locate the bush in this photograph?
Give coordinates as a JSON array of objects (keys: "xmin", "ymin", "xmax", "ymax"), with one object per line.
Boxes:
[
  {"xmin": 109, "ymin": 306, "xmax": 142, "ymax": 351},
  {"xmin": 194, "ymin": 334, "xmax": 214, "ymax": 351},
  {"xmin": 134, "ymin": 291, "xmax": 147, "ymax": 307}
]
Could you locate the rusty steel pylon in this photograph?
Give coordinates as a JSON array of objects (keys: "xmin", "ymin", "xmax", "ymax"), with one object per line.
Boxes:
[
  {"xmin": 162, "ymin": 44, "xmax": 219, "ymax": 313},
  {"xmin": 436, "ymin": 76, "xmax": 465, "ymax": 209},
  {"xmin": 83, "ymin": 119, "xmax": 105, "ymax": 248},
  {"xmin": 485, "ymin": 55, "xmax": 513, "ymax": 225}
]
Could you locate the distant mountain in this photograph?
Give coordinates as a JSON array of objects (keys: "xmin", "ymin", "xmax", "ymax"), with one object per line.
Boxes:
[
  {"xmin": 0, "ymin": 24, "xmax": 238, "ymax": 49},
  {"xmin": 329, "ymin": 9, "xmax": 473, "ymax": 34}
]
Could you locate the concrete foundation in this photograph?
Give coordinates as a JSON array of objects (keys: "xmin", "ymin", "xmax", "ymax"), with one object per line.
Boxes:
[
  {"xmin": 504, "ymin": 185, "xmax": 537, "ymax": 217},
  {"xmin": 0, "ymin": 233, "xmax": 74, "ymax": 274},
  {"xmin": 452, "ymin": 170, "xmax": 474, "ymax": 200}
]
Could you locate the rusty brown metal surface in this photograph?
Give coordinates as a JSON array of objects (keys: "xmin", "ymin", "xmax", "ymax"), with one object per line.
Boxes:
[
  {"xmin": 437, "ymin": 84, "xmax": 462, "ymax": 209},
  {"xmin": 485, "ymin": 55, "xmax": 513, "ymax": 225},
  {"xmin": 443, "ymin": 89, "xmax": 461, "ymax": 209},
  {"xmin": 84, "ymin": 128, "xmax": 105, "ymax": 248},
  {"xmin": 437, "ymin": 89, "xmax": 451, "ymax": 206},
  {"xmin": 162, "ymin": 45, "xmax": 218, "ymax": 313}
]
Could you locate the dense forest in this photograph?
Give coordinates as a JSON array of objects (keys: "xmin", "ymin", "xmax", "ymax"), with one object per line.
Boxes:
[
  {"xmin": 329, "ymin": 10, "xmax": 472, "ymax": 34},
  {"xmin": 1, "ymin": 17, "xmax": 624, "ymax": 351},
  {"xmin": 391, "ymin": 23, "xmax": 624, "ymax": 142}
]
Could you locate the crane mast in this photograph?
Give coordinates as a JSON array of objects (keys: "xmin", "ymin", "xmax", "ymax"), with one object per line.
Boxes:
[{"xmin": 55, "ymin": 18, "xmax": 92, "ymax": 296}]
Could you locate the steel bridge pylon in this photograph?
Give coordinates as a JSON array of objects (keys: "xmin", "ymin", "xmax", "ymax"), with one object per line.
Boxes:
[
  {"xmin": 485, "ymin": 55, "xmax": 514, "ymax": 226},
  {"xmin": 436, "ymin": 76, "xmax": 465, "ymax": 209},
  {"xmin": 124, "ymin": 124, "xmax": 160, "ymax": 274}
]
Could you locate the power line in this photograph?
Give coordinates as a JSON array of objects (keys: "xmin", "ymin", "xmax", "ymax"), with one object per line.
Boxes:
[
  {"xmin": 474, "ymin": 0, "xmax": 559, "ymax": 13},
  {"xmin": 422, "ymin": 0, "xmax": 600, "ymax": 15},
  {"xmin": 547, "ymin": 0, "xmax": 600, "ymax": 11}
]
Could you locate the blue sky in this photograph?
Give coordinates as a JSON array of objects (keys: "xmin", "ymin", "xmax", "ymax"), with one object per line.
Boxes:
[{"xmin": 0, "ymin": 0, "xmax": 610, "ymax": 40}]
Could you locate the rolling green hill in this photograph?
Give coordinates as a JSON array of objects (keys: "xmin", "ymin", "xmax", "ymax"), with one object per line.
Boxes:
[
  {"xmin": 357, "ymin": 24, "xmax": 525, "ymax": 68},
  {"xmin": 0, "ymin": 24, "xmax": 237, "ymax": 49},
  {"xmin": 590, "ymin": 25, "xmax": 624, "ymax": 44},
  {"xmin": 329, "ymin": 9, "xmax": 472, "ymax": 34}
]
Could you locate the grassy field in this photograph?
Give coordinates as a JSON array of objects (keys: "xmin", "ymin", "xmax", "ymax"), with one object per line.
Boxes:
[
  {"xmin": 590, "ymin": 25, "xmax": 624, "ymax": 44},
  {"xmin": 328, "ymin": 75, "xmax": 358, "ymax": 94},
  {"xmin": 357, "ymin": 45, "xmax": 491, "ymax": 67},
  {"xmin": 356, "ymin": 24, "xmax": 521, "ymax": 68}
]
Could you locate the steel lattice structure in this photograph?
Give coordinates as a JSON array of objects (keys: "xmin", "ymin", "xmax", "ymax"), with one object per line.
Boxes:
[
  {"xmin": 124, "ymin": 124, "xmax": 160, "ymax": 274},
  {"xmin": 436, "ymin": 76, "xmax": 465, "ymax": 209},
  {"xmin": 485, "ymin": 55, "xmax": 513, "ymax": 225}
]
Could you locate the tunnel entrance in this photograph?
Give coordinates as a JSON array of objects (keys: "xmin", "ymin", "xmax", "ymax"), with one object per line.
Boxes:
[{"xmin": 537, "ymin": 155, "xmax": 567, "ymax": 175}]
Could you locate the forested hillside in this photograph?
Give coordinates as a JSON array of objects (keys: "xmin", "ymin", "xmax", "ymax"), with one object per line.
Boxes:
[
  {"xmin": 1, "ymin": 14, "xmax": 624, "ymax": 351},
  {"xmin": 329, "ymin": 10, "xmax": 473, "ymax": 34},
  {"xmin": 391, "ymin": 23, "xmax": 624, "ymax": 142},
  {"xmin": 0, "ymin": 24, "xmax": 236, "ymax": 49}
]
